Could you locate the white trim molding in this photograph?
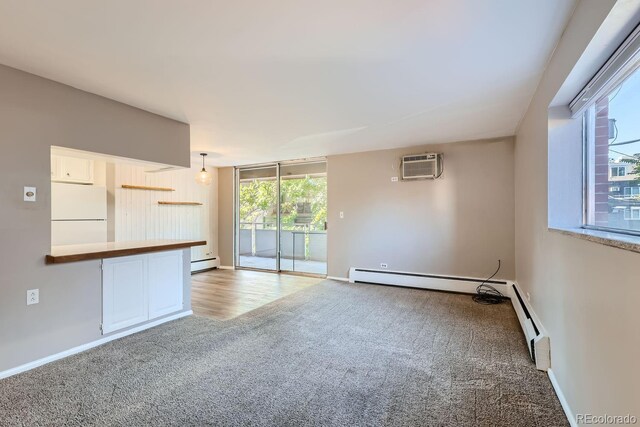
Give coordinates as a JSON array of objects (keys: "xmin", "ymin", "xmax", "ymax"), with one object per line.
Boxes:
[
  {"xmin": 218, "ymin": 265, "xmax": 235, "ymax": 270},
  {"xmin": 326, "ymin": 276, "xmax": 349, "ymax": 282},
  {"xmin": 0, "ymin": 310, "xmax": 192, "ymax": 380},
  {"xmin": 548, "ymin": 368, "xmax": 577, "ymax": 427}
]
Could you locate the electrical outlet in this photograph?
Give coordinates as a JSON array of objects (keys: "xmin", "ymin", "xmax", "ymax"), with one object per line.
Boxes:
[
  {"xmin": 526, "ymin": 292, "xmax": 531, "ymax": 302},
  {"xmin": 27, "ymin": 289, "xmax": 39, "ymax": 305},
  {"xmin": 339, "ymin": 211, "xmax": 344, "ymax": 219},
  {"xmin": 391, "ymin": 176, "xmax": 398, "ymax": 182},
  {"xmin": 380, "ymin": 263, "xmax": 388, "ymax": 269}
]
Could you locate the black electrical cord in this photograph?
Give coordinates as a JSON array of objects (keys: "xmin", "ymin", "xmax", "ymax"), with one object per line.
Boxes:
[{"xmin": 472, "ymin": 260, "xmax": 506, "ymax": 305}]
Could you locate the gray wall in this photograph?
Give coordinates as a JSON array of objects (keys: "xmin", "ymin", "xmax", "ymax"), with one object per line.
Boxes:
[
  {"xmin": 515, "ymin": 0, "xmax": 640, "ymax": 418},
  {"xmin": 217, "ymin": 167, "xmax": 235, "ymax": 266},
  {"xmin": 327, "ymin": 138, "xmax": 515, "ymax": 279},
  {"xmin": 0, "ymin": 64, "xmax": 190, "ymax": 372}
]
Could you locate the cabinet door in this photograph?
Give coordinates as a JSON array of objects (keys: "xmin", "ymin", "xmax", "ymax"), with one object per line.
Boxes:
[
  {"xmin": 102, "ymin": 255, "xmax": 148, "ymax": 334},
  {"xmin": 60, "ymin": 157, "xmax": 94, "ymax": 184},
  {"xmin": 148, "ymin": 250, "xmax": 184, "ymax": 320}
]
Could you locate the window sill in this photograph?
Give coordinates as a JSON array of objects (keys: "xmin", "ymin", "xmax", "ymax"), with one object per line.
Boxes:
[{"xmin": 549, "ymin": 227, "xmax": 640, "ymax": 254}]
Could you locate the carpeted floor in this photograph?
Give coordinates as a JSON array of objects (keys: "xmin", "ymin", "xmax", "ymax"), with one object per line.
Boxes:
[{"xmin": 0, "ymin": 280, "xmax": 568, "ymax": 426}]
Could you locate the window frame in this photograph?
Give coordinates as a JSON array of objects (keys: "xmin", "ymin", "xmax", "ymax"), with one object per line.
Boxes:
[
  {"xmin": 581, "ymin": 74, "xmax": 640, "ymax": 238},
  {"xmin": 578, "ymin": 20, "xmax": 640, "ymax": 238}
]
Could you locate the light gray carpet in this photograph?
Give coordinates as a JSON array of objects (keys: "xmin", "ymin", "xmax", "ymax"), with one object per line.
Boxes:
[{"xmin": 0, "ymin": 281, "xmax": 568, "ymax": 426}]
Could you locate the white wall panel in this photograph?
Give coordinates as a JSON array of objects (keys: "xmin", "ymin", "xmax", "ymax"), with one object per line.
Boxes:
[{"xmin": 115, "ymin": 164, "xmax": 217, "ymax": 262}]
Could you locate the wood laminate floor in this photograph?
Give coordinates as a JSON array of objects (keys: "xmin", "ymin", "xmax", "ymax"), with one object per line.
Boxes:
[{"xmin": 191, "ymin": 269, "xmax": 323, "ymax": 320}]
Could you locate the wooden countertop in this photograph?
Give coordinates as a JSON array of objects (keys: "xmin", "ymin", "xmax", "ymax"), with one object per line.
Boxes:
[{"xmin": 46, "ymin": 239, "xmax": 207, "ymax": 264}]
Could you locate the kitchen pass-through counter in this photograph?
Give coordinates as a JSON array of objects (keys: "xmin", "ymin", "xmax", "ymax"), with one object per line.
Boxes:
[
  {"xmin": 46, "ymin": 239, "xmax": 206, "ymax": 264},
  {"xmin": 46, "ymin": 239, "xmax": 206, "ymax": 335}
]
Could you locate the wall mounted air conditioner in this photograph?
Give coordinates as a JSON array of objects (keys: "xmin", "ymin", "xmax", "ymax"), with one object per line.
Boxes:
[{"xmin": 401, "ymin": 153, "xmax": 443, "ymax": 180}]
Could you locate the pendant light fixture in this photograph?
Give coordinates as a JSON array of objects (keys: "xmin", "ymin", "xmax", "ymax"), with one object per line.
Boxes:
[{"xmin": 195, "ymin": 153, "xmax": 212, "ymax": 185}]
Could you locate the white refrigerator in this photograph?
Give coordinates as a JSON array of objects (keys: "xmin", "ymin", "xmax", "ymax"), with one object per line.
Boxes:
[{"xmin": 51, "ymin": 183, "xmax": 108, "ymax": 246}]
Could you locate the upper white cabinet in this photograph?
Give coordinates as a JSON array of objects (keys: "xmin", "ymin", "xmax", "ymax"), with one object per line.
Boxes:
[
  {"xmin": 102, "ymin": 250, "xmax": 184, "ymax": 335},
  {"xmin": 51, "ymin": 154, "xmax": 94, "ymax": 184}
]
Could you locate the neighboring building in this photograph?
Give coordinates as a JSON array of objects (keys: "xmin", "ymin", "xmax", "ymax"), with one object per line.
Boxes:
[{"xmin": 608, "ymin": 160, "xmax": 640, "ymax": 231}]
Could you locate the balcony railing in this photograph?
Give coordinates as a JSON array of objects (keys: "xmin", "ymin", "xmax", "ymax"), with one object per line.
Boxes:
[{"xmin": 239, "ymin": 222, "xmax": 326, "ymax": 263}]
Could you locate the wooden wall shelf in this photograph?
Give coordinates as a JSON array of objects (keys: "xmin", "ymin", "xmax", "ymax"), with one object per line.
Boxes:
[
  {"xmin": 158, "ymin": 201, "xmax": 203, "ymax": 206},
  {"xmin": 122, "ymin": 184, "xmax": 175, "ymax": 191}
]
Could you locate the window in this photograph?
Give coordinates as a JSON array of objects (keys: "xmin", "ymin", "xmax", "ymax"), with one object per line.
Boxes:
[
  {"xmin": 581, "ymin": 28, "xmax": 640, "ymax": 235},
  {"xmin": 623, "ymin": 186, "xmax": 640, "ymax": 198},
  {"xmin": 611, "ymin": 166, "xmax": 626, "ymax": 177},
  {"xmin": 624, "ymin": 207, "xmax": 640, "ymax": 221}
]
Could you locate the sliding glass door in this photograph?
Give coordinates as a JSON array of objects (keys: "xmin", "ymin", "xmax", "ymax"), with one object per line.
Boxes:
[
  {"xmin": 235, "ymin": 160, "xmax": 327, "ymax": 275},
  {"xmin": 279, "ymin": 162, "xmax": 327, "ymax": 275},
  {"xmin": 236, "ymin": 165, "xmax": 279, "ymax": 271}
]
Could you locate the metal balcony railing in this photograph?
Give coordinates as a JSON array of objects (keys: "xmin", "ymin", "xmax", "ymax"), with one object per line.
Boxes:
[{"xmin": 238, "ymin": 221, "xmax": 327, "ymax": 263}]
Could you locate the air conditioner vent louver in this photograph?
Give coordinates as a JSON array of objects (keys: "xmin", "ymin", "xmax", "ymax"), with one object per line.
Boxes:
[
  {"xmin": 401, "ymin": 153, "xmax": 442, "ymax": 180},
  {"xmin": 404, "ymin": 155, "xmax": 431, "ymax": 162}
]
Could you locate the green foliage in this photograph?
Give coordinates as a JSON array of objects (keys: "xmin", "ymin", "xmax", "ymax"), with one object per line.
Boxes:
[
  {"xmin": 238, "ymin": 179, "xmax": 277, "ymax": 224},
  {"xmin": 239, "ymin": 176, "xmax": 327, "ymax": 230}
]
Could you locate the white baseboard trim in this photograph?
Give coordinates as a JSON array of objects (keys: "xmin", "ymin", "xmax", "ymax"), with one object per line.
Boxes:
[
  {"xmin": 326, "ymin": 276, "xmax": 349, "ymax": 282},
  {"xmin": 218, "ymin": 265, "xmax": 235, "ymax": 270},
  {"xmin": 0, "ymin": 310, "xmax": 192, "ymax": 380},
  {"xmin": 548, "ymin": 368, "xmax": 577, "ymax": 427},
  {"xmin": 348, "ymin": 267, "xmax": 510, "ymax": 295}
]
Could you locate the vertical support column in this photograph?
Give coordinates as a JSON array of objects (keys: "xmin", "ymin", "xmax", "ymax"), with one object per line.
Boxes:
[
  {"xmin": 594, "ymin": 97, "xmax": 610, "ymax": 227},
  {"xmin": 276, "ymin": 163, "xmax": 281, "ymax": 272}
]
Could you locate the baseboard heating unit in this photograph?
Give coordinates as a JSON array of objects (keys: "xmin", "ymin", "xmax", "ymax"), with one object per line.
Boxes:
[
  {"xmin": 348, "ymin": 267, "xmax": 510, "ymax": 296},
  {"xmin": 191, "ymin": 257, "xmax": 220, "ymax": 273},
  {"xmin": 509, "ymin": 283, "xmax": 550, "ymax": 371}
]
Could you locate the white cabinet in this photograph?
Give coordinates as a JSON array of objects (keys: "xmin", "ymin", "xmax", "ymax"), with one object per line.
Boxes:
[
  {"xmin": 102, "ymin": 255, "xmax": 148, "ymax": 334},
  {"xmin": 51, "ymin": 155, "xmax": 94, "ymax": 184},
  {"xmin": 102, "ymin": 251, "xmax": 184, "ymax": 334},
  {"xmin": 148, "ymin": 251, "xmax": 184, "ymax": 319}
]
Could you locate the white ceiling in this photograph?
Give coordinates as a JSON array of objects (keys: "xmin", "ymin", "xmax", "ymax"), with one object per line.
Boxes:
[{"xmin": 0, "ymin": 0, "xmax": 576, "ymax": 166}]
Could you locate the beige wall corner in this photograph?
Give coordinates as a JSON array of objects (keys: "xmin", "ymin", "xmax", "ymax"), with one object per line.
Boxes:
[{"xmin": 515, "ymin": 0, "xmax": 639, "ymax": 421}]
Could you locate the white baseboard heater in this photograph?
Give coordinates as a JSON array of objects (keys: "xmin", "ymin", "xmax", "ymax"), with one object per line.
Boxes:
[
  {"xmin": 191, "ymin": 257, "xmax": 220, "ymax": 273},
  {"xmin": 509, "ymin": 283, "xmax": 550, "ymax": 371},
  {"xmin": 348, "ymin": 267, "xmax": 510, "ymax": 295}
]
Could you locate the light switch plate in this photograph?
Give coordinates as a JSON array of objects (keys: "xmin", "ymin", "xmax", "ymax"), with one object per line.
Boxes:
[
  {"xmin": 24, "ymin": 186, "xmax": 36, "ymax": 202},
  {"xmin": 27, "ymin": 289, "xmax": 39, "ymax": 305},
  {"xmin": 339, "ymin": 211, "xmax": 344, "ymax": 219}
]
